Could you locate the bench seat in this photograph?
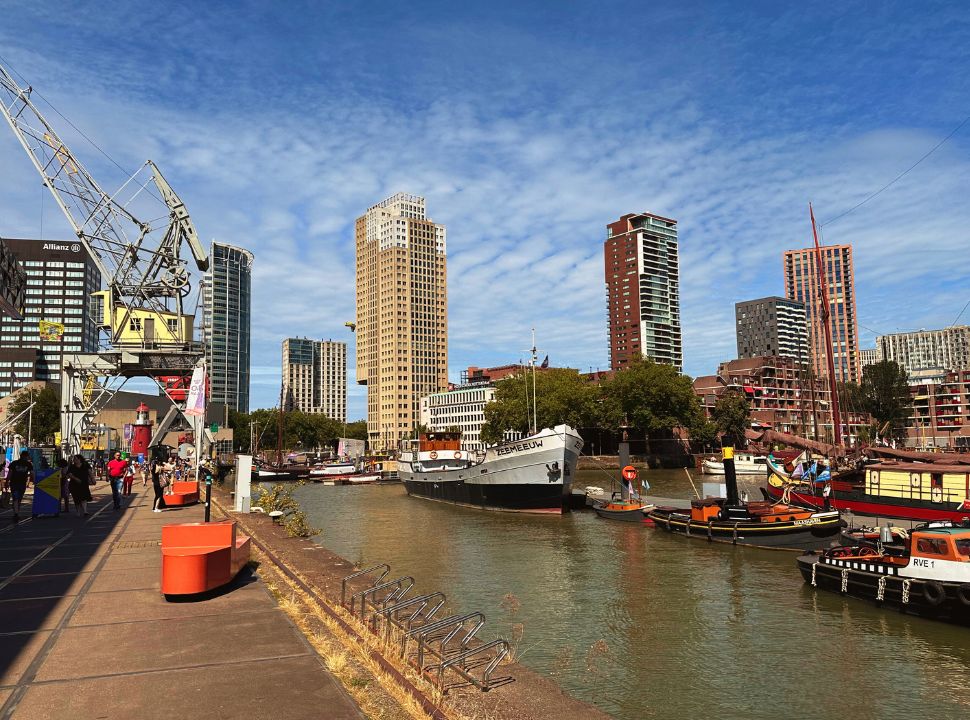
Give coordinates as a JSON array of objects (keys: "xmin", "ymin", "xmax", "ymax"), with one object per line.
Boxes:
[
  {"xmin": 164, "ymin": 480, "xmax": 201, "ymax": 506},
  {"xmin": 161, "ymin": 520, "xmax": 251, "ymax": 597}
]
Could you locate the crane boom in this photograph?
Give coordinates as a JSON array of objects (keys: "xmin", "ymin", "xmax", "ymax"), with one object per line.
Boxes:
[{"xmin": 0, "ymin": 62, "xmax": 208, "ymax": 347}]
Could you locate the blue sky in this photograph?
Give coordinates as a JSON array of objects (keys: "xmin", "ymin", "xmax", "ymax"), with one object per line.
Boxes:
[{"xmin": 1, "ymin": 1, "xmax": 968, "ymax": 419}]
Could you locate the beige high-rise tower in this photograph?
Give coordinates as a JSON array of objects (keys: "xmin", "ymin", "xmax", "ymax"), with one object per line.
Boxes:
[{"xmin": 355, "ymin": 193, "xmax": 448, "ymax": 450}]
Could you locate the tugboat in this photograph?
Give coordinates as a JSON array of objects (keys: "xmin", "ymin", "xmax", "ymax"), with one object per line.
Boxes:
[
  {"xmin": 398, "ymin": 425, "xmax": 584, "ymax": 514},
  {"xmin": 648, "ymin": 439, "xmax": 843, "ymax": 550},
  {"xmin": 797, "ymin": 520, "xmax": 970, "ymax": 625}
]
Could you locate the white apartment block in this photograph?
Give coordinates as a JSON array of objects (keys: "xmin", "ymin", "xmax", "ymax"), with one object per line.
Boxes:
[
  {"xmin": 419, "ymin": 385, "xmax": 495, "ymax": 451},
  {"xmin": 282, "ymin": 338, "xmax": 347, "ymax": 422},
  {"xmin": 877, "ymin": 326, "xmax": 970, "ymax": 378}
]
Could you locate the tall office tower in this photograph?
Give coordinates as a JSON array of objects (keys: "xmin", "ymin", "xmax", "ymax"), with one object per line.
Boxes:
[
  {"xmin": 203, "ymin": 242, "xmax": 254, "ymax": 412},
  {"xmin": 783, "ymin": 244, "xmax": 859, "ymax": 383},
  {"xmin": 735, "ymin": 297, "xmax": 808, "ymax": 361},
  {"xmin": 605, "ymin": 212, "xmax": 682, "ymax": 372},
  {"xmin": 355, "ymin": 193, "xmax": 448, "ymax": 450},
  {"xmin": 0, "ymin": 239, "xmax": 100, "ymax": 396},
  {"xmin": 858, "ymin": 347, "xmax": 879, "ymax": 370},
  {"xmin": 876, "ymin": 326, "xmax": 970, "ymax": 377},
  {"xmin": 282, "ymin": 338, "xmax": 347, "ymax": 421}
]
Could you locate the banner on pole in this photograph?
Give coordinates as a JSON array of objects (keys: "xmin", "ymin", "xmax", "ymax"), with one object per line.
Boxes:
[{"xmin": 184, "ymin": 366, "xmax": 207, "ymax": 417}]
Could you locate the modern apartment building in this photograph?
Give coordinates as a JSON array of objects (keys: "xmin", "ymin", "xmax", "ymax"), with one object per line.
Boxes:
[
  {"xmin": 282, "ymin": 338, "xmax": 347, "ymax": 421},
  {"xmin": 906, "ymin": 369, "xmax": 970, "ymax": 449},
  {"xmin": 605, "ymin": 212, "xmax": 681, "ymax": 371},
  {"xmin": 0, "ymin": 239, "xmax": 100, "ymax": 397},
  {"xmin": 203, "ymin": 242, "xmax": 254, "ymax": 412},
  {"xmin": 877, "ymin": 326, "xmax": 970, "ymax": 378},
  {"xmin": 355, "ymin": 193, "xmax": 448, "ymax": 450},
  {"xmin": 419, "ymin": 384, "xmax": 496, "ymax": 451},
  {"xmin": 735, "ymin": 297, "xmax": 808, "ymax": 361},
  {"xmin": 783, "ymin": 244, "xmax": 859, "ymax": 383},
  {"xmin": 0, "ymin": 239, "xmax": 26, "ymax": 320},
  {"xmin": 858, "ymin": 347, "xmax": 879, "ymax": 369}
]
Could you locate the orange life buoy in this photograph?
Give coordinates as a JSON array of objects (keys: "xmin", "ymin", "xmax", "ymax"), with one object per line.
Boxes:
[
  {"xmin": 429, "ymin": 451, "xmax": 438, "ymax": 460},
  {"xmin": 454, "ymin": 451, "xmax": 461, "ymax": 459}
]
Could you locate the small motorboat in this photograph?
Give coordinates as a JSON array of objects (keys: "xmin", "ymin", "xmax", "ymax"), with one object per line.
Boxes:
[{"xmin": 593, "ymin": 493, "xmax": 653, "ymax": 523}]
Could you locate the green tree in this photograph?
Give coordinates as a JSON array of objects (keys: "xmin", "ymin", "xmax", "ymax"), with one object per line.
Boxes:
[
  {"xmin": 344, "ymin": 420, "xmax": 367, "ymax": 440},
  {"xmin": 480, "ymin": 368, "xmax": 599, "ymax": 445},
  {"xmin": 860, "ymin": 360, "xmax": 911, "ymax": 438},
  {"xmin": 711, "ymin": 389, "xmax": 751, "ymax": 448},
  {"xmin": 598, "ymin": 359, "xmax": 707, "ymax": 448},
  {"xmin": 6, "ymin": 385, "xmax": 60, "ymax": 444},
  {"xmin": 227, "ymin": 408, "xmax": 251, "ymax": 452}
]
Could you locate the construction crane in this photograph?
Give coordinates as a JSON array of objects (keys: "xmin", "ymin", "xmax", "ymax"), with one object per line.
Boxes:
[{"xmin": 0, "ymin": 62, "xmax": 210, "ymax": 453}]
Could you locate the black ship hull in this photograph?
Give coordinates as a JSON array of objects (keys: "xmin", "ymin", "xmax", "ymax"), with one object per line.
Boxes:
[
  {"xmin": 648, "ymin": 506, "xmax": 843, "ymax": 550},
  {"xmin": 403, "ymin": 478, "xmax": 568, "ymax": 513},
  {"xmin": 797, "ymin": 554, "xmax": 970, "ymax": 625}
]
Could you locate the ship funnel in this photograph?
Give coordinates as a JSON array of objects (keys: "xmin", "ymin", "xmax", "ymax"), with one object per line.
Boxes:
[{"xmin": 880, "ymin": 525, "xmax": 893, "ymax": 544}]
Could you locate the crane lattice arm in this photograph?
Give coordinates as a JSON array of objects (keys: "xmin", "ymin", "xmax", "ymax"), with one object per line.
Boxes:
[{"xmin": 0, "ymin": 63, "xmax": 208, "ymax": 346}]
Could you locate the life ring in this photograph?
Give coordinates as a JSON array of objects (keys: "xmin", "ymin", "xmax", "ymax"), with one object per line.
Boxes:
[
  {"xmin": 429, "ymin": 451, "xmax": 438, "ymax": 460},
  {"xmin": 956, "ymin": 584, "xmax": 970, "ymax": 607},
  {"xmin": 454, "ymin": 451, "xmax": 461, "ymax": 459},
  {"xmin": 931, "ymin": 487, "xmax": 943, "ymax": 504},
  {"xmin": 910, "ymin": 474, "xmax": 920, "ymax": 488},
  {"xmin": 922, "ymin": 581, "xmax": 946, "ymax": 606}
]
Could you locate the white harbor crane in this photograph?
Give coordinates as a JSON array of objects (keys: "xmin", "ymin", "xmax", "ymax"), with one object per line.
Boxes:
[{"xmin": 0, "ymin": 62, "xmax": 211, "ymax": 454}]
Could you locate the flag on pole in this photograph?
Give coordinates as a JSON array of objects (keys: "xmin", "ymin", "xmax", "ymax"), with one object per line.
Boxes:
[
  {"xmin": 184, "ymin": 365, "xmax": 207, "ymax": 417},
  {"xmin": 540, "ymin": 355, "xmax": 549, "ymax": 369}
]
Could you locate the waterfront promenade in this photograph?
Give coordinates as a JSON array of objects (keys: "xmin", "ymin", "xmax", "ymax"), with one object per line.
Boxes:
[{"xmin": 0, "ymin": 487, "xmax": 362, "ymax": 720}]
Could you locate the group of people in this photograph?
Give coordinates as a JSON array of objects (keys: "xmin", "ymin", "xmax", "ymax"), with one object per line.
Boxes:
[{"xmin": 1, "ymin": 447, "xmax": 197, "ymax": 519}]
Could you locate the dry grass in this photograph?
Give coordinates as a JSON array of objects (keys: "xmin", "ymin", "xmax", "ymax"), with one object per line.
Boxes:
[{"xmin": 256, "ymin": 548, "xmax": 472, "ymax": 720}]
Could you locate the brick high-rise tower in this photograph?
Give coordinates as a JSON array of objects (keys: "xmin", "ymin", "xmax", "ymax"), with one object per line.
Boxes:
[
  {"xmin": 783, "ymin": 244, "xmax": 859, "ymax": 383},
  {"xmin": 355, "ymin": 193, "xmax": 448, "ymax": 450},
  {"xmin": 605, "ymin": 212, "xmax": 681, "ymax": 372}
]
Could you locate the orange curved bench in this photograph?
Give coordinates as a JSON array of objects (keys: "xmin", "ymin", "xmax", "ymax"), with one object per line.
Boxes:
[
  {"xmin": 164, "ymin": 480, "xmax": 201, "ymax": 506},
  {"xmin": 161, "ymin": 520, "xmax": 251, "ymax": 597}
]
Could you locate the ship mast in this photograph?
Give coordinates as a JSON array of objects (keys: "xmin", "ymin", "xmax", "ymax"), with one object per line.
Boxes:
[{"xmin": 809, "ymin": 204, "xmax": 842, "ymax": 447}]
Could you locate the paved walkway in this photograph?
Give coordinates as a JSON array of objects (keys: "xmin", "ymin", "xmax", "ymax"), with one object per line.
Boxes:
[{"xmin": 0, "ymin": 484, "xmax": 363, "ymax": 720}]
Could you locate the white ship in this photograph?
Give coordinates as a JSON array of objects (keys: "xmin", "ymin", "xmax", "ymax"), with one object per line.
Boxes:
[
  {"xmin": 398, "ymin": 425, "xmax": 584, "ymax": 513},
  {"xmin": 701, "ymin": 453, "xmax": 769, "ymax": 475}
]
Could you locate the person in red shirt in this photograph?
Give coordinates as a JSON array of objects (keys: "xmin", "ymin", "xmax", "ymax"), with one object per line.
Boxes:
[{"xmin": 106, "ymin": 451, "xmax": 129, "ymax": 510}]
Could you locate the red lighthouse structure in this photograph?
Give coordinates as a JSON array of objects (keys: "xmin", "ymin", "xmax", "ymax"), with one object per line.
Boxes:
[{"xmin": 131, "ymin": 402, "xmax": 153, "ymax": 459}]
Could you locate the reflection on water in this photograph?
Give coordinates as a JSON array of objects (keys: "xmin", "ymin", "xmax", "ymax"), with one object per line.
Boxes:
[{"xmin": 292, "ymin": 469, "xmax": 970, "ymax": 719}]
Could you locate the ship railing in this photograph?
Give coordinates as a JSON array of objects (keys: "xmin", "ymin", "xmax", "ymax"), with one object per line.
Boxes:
[{"xmin": 340, "ymin": 563, "xmax": 390, "ymax": 607}]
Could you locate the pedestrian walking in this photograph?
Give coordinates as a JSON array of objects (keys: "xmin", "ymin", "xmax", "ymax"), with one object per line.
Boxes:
[
  {"xmin": 122, "ymin": 456, "xmax": 135, "ymax": 496},
  {"xmin": 65, "ymin": 455, "xmax": 93, "ymax": 516},
  {"xmin": 152, "ymin": 457, "xmax": 169, "ymax": 513},
  {"xmin": 105, "ymin": 451, "xmax": 128, "ymax": 510},
  {"xmin": 822, "ymin": 482, "xmax": 832, "ymax": 511},
  {"xmin": 7, "ymin": 450, "xmax": 34, "ymax": 521}
]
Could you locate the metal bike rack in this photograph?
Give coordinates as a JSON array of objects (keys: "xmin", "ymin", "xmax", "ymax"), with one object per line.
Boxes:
[
  {"xmin": 341, "ymin": 564, "xmax": 390, "ymax": 607},
  {"xmin": 341, "ymin": 563, "xmax": 512, "ymax": 693}
]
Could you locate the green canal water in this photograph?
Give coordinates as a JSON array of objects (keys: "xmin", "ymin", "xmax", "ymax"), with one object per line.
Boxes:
[{"xmin": 292, "ymin": 469, "xmax": 970, "ymax": 719}]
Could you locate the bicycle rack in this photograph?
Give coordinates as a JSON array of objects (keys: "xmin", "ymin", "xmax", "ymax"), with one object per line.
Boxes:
[
  {"xmin": 340, "ymin": 563, "xmax": 513, "ymax": 693},
  {"xmin": 341, "ymin": 564, "xmax": 389, "ymax": 607}
]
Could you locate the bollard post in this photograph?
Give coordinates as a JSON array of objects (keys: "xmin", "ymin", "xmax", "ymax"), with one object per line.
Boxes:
[{"xmin": 204, "ymin": 467, "xmax": 213, "ymax": 522}]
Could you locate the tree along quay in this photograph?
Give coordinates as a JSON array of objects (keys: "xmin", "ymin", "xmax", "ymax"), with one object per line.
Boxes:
[
  {"xmin": 290, "ymin": 471, "xmax": 970, "ymax": 720},
  {"xmin": 215, "ymin": 485, "xmax": 607, "ymax": 720}
]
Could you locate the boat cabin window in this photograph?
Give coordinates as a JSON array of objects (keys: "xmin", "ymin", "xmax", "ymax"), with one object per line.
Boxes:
[
  {"xmin": 931, "ymin": 473, "xmax": 943, "ymax": 488},
  {"xmin": 955, "ymin": 539, "xmax": 970, "ymax": 557},
  {"xmin": 754, "ymin": 458, "xmax": 766, "ymax": 465},
  {"xmin": 916, "ymin": 538, "xmax": 949, "ymax": 555}
]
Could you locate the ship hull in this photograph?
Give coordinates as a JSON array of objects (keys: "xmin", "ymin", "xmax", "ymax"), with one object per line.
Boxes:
[
  {"xmin": 648, "ymin": 506, "xmax": 843, "ymax": 550},
  {"xmin": 797, "ymin": 554, "xmax": 970, "ymax": 625},
  {"xmin": 400, "ymin": 425, "xmax": 584, "ymax": 514},
  {"xmin": 766, "ymin": 468, "xmax": 970, "ymax": 523}
]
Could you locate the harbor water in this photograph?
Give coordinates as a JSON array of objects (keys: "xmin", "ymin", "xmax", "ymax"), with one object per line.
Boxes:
[{"xmin": 292, "ymin": 469, "xmax": 970, "ymax": 719}]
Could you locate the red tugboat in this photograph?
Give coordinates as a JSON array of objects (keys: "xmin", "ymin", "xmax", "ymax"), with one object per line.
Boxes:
[{"xmin": 798, "ymin": 520, "xmax": 970, "ymax": 625}]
